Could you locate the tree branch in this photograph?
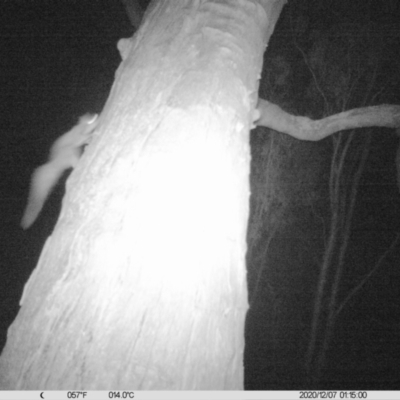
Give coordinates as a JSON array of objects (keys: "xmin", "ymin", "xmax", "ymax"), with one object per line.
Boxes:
[{"xmin": 256, "ymin": 99, "xmax": 400, "ymax": 141}]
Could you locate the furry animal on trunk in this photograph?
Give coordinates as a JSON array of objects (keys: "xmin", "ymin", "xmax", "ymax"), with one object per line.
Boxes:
[{"xmin": 21, "ymin": 113, "xmax": 98, "ymax": 229}]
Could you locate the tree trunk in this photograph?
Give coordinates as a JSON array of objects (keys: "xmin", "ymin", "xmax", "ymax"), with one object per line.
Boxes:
[{"xmin": 0, "ymin": 0, "xmax": 286, "ymax": 389}]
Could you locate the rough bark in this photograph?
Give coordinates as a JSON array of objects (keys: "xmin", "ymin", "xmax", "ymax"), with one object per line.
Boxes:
[
  {"xmin": 0, "ymin": 0, "xmax": 286, "ymax": 390},
  {"xmin": 257, "ymin": 99, "xmax": 400, "ymax": 140}
]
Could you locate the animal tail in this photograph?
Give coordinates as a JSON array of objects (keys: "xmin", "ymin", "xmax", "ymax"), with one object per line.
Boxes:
[{"xmin": 20, "ymin": 161, "xmax": 65, "ymax": 229}]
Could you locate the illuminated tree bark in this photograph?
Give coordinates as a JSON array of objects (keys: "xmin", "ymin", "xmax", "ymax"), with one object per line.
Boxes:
[
  {"xmin": 2, "ymin": 0, "xmax": 399, "ymax": 391},
  {"xmin": 0, "ymin": 0, "xmax": 285, "ymax": 389}
]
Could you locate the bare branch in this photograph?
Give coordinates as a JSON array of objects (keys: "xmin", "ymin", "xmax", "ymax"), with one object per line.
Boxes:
[
  {"xmin": 335, "ymin": 234, "xmax": 400, "ymax": 320},
  {"xmin": 256, "ymin": 99, "xmax": 400, "ymax": 141}
]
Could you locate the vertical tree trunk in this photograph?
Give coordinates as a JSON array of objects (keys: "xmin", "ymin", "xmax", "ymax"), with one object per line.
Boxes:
[{"xmin": 0, "ymin": 0, "xmax": 285, "ymax": 389}]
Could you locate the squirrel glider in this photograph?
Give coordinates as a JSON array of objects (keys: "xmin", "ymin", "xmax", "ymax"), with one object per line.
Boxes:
[
  {"xmin": 21, "ymin": 113, "xmax": 98, "ymax": 229},
  {"xmin": 21, "ymin": 100, "xmax": 400, "ymax": 229}
]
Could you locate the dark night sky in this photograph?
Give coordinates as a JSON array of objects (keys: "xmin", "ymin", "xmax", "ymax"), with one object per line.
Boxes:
[{"xmin": 0, "ymin": 0, "xmax": 399, "ymax": 390}]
